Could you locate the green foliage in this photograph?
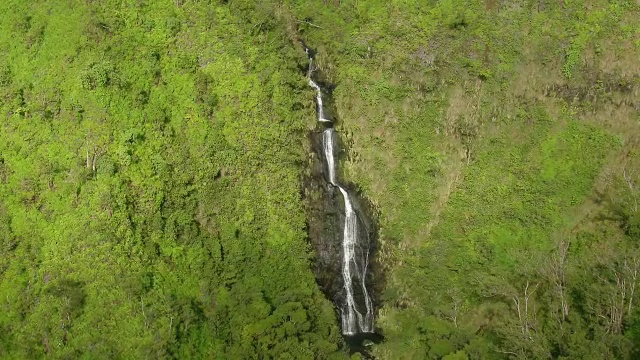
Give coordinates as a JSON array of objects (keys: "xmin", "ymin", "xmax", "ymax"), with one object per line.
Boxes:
[
  {"xmin": 80, "ymin": 61, "xmax": 115, "ymax": 90},
  {"xmin": 279, "ymin": 0, "xmax": 640, "ymax": 358},
  {"xmin": 1, "ymin": 0, "xmax": 639, "ymax": 358},
  {"xmin": 0, "ymin": 0, "xmax": 343, "ymax": 358}
]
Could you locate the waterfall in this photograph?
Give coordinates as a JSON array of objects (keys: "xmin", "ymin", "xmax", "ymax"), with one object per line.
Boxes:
[
  {"xmin": 323, "ymin": 129, "xmax": 337, "ymax": 185},
  {"xmin": 307, "ymin": 51, "xmax": 332, "ymax": 123},
  {"xmin": 307, "ymin": 48, "xmax": 374, "ymax": 335}
]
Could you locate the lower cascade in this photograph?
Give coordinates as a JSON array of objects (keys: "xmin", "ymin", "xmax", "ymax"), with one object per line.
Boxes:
[{"xmin": 306, "ymin": 47, "xmax": 374, "ymax": 335}]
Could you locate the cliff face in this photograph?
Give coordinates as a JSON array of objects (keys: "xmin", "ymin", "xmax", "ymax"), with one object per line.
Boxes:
[{"xmin": 303, "ymin": 49, "xmax": 381, "ymax": 338}]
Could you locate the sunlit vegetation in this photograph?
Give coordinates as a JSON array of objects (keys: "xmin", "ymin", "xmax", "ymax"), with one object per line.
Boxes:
[
  {"xmin": 0, "ymin": 1, "xmax": 343, "ymax": 358},
  {"xmin": 287, "ymin": 0, "xmax": 640, "ymax": 358},
  {"xmin": 1, "ymin": 0, "xmax": 639, "ymax": 359}
]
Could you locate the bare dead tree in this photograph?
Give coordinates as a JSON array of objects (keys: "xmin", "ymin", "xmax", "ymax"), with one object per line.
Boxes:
[
  {"xmin": 625, "ymin": 256, "xmax": 638, "ymax": 316},
  {"xmin": 540, "ymin": 238, "xmax": 570, "ymax": 326},
  {"xmin": 623, "ymin": 166, "xmax": 638, "ymax": 212},
  {"xmin": 85, "ymin": 138, "xmax": 105, "ymax": 174},
  {"xmin": 91, "ymin": 147, "xmax": 105, "ymax": 173},
  {"xmin": 480, "ymin": 275, "xmax": 541, "ymax": 340},
  {"xmin": 296, "ymin": 20, "xmax": 324, "ymax": 29},
  {"xmin": 598, "ymin": 254, "xmax": 639, "ymax": 334},
  {"xmin": 86, "ymin": 142, "xmax": 90, "ymax": 169},
  {"xmin": 512, "ymin": 281, "xmax": 540, "ymax": 339},
  {"xmin": 445, "ymin": 288, "xmax": 463, "ymax": 328}
]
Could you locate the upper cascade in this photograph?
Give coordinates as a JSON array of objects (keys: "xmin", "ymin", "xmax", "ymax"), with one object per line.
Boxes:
[{"xmin": 306, "ymin": 49, "xmax": 332, "ymax": 123}]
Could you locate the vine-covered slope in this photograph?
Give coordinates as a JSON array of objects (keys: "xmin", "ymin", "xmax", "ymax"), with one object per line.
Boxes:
[
  {"xmin": 0, "ymin": 1, "xmax": 344, "ymax": 358},
  {"xmin": 290, "ymin": 0, "xmax": 640, "ymax": 358},
  {"xmin": 1, "ymin": 1, "xmax": 639, "ymax": 359}
]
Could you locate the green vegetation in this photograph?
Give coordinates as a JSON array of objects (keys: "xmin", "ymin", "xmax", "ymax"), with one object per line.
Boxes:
[
  {"xmin": 290, "ymin": 0, "xmax": 640, "ymax": 358},
  {"xmin": 0, "ymin": 1, "xmax": 342, "ymax": 358},
  {"xmin": 1, "ymin": 0, "xmax": 639, "ymax": 359}
]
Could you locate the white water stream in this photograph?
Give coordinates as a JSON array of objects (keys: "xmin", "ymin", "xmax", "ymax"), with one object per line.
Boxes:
[
  {"xmin": 307, "ymin": 54, "xmax": 332, "ymax": 123},
  {"xmin": 308, "ymin": 49, "xmax": 373, "ymax": 335}
]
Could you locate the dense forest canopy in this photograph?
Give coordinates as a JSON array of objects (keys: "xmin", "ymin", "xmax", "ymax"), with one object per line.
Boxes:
[{"xmin": 0, "ymin": 0, "xmax": 639, "ymax": 359}]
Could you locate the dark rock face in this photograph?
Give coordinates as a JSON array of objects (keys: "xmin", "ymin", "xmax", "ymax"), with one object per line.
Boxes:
[
  {"xmin": 304, "ymin": 127, "xmax": 384, "ymax": 353},
  {"xmin": 305, "ymin": 130, "xmax": 344, "ymax": 300},
  {"xmin": 301, "ymin": 44, "xmax": 383, "ymax": 349}
]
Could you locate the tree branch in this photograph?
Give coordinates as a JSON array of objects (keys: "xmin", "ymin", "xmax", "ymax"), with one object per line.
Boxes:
[{"xmin": 296, "ymin": 20, "xmax": 324, "ymax": 29}]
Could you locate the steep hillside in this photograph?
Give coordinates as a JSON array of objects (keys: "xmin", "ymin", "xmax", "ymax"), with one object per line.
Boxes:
[
  {"xmin": 289, "ymin": 0, "xmax": 640, "ymax": 358},
  {"xmin": 0, "ymin": 1, "xmax": 344, "ymax": 358},
  {"xmin": 1, "ymin": 0, "xmax": 639, "ymax": 359}
]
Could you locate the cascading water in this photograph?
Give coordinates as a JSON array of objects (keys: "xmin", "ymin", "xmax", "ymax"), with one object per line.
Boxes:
[
  {"xmin": 308, "ymin": 53, "xmax": 332, "ymax": 123},
  {"xmin": 307, "ymin": 48, "xmax": 374, "ymax": 335}
]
